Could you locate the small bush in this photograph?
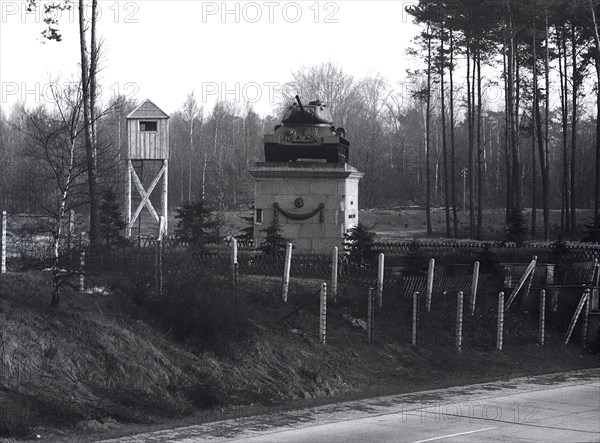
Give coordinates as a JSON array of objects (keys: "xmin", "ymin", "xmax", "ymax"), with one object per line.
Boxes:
[
  {"xmin": 404, "ymin": 239, "xmax": 428, "ymax": 275},
  {"xmin": 588, "ymin": 330, "xmax": 600, "ymax": 353},
  {"xmin": 582, "ymin": 215, "xmax": 600, "ymax": 243},
  {"xmin": 184, "ymin": 379, "xmax": 227, "ymax": 409},
  {"xmin": 505, "ymin": 209, "xmax": 528, "ymax": 246},
  {"xmin": 0, "ymin": 391, "xmax": 85, "ymax": 438},
  {"xmin": 550, "ymin": 236, "xmax": 569, "ymax": 264},
  {"xmin": 479, "ymin": 243, "xmax": 498, "ymax": 272},
  {"xmin": 143, "ymin": 269, "xmax": 247, "ymax": 355}
]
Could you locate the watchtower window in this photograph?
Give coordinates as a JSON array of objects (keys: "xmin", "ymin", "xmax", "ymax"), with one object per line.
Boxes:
[
  {"xmin": 255, "ymin": 209, "xmax": 263, "ymax": 224},
  {"xmin": 140, "ymin": 121, "xmax": 157, "ymax": 132}
]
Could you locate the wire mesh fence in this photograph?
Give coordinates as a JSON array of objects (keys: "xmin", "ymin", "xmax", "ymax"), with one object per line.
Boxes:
[
  {"xmin": 2, "ymin": 219, "xmax": 595, "ymax": 353},
  {"xmin": 374, "ymin": 239, "xmax": 600, "ymax": 263},
  {"xmin": 1, "ymin": 210, "xmax": 597, "ymax": 351},
  {"xmin": 3, "ymin": 209, "xmax": 598, "ymax": 276},
  {"xmin": 1, "ymin": 212, "xmax": 85, "ymax": 272}
]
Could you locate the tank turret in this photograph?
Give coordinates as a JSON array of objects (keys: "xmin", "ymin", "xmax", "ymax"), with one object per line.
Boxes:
[{"xmin": 264, "ymin": 96, "xmax": 349, "ymax": 163}]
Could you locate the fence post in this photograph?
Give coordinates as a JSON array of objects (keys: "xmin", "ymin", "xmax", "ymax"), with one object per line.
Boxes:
[
  {"xmin": 79, "ymin": 250, "xmax": 85, "ymax": 292},
  {"xmin": 367, "ymin": 287, "xmax": 374, "ymax": 344},
  {"xmin": 320, "ymin": 282, "xmax": 327, "ymax": 344},
  {"xmin": 470, "ymin": 261, "xmax": 480, "ymax": 315},
  {"xmin": 521, "ymin": 262, "xmax": 536, "ymax": 310},
  {"xmin": 505, "ymin": 256, "xmax": 537, "ymax": 311},
  {"xmin": 546, "ymin": 264, "xmax": 555, "ymax": 285},
  {"xmin": 503, "ymin": 265, "xmax": 513, "ymax": 288},
  {"xmin": 412, "ymin": 291, "xmax": 418, "ymax": 346},
  {"xmin": 1, "ymin": 211, "xmax": 6, "ymax": 274},
  {"xmin": 377, "ymin": 253, "xmax": 385, "ymax": 308},
  {"xmin": 456, "ymin": 291, "xmax": 464, "ymax": 352},
  {"xmin": 581, "ymin": 290, "xmax": 590, "ymax": 347},
  {"xmin": 156, "ymin": 238, "xmax": 163, "ymax": 297},
  {"xmin": 282, "ymin": 242, "xmax": 292, "ymax": 303},
  {"xmin": 593, "ymin": 259, "xmax": 600, "ymax": 287},
  {"xmin": 67, "ymin": 210, "xmax": 75, "ymax": 270},
  {"xmin": 232, "ymin": 238, "xmax": 238, "ymax": 286},
  {"xmin": 231, "ymin": 239, "xmax": 239, "ymax": 327},
  {"xmin": 126, "ymin": 159, "xmax": 132, "ymax": 238},
  {"xmin": 551, "ymin": 288, "xmax": 561, "ymax": 313},
  {"xmin": 331, "ymin": 246, "xmax": 338, "ymax": 304},
  {"xmin": 564, "ymin": 290, "xmax": 589, "ymax": 346},
  {"xmin": 497, "ymin": 292, "xmax": 504, "ymax": 351},
  {"xmin": 426, "ymin": 258, "xmax": 435, "ymax": 312},
  {"xmin": 539, "ymin": 289, "xmax": 546, "ymax": 346}
]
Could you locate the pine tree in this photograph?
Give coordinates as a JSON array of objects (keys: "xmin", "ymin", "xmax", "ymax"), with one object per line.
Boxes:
[
  {"xmin": 98, "ymin": 189, "xmax": 128, "ymax": 249},
  {"xmin": 175, "ymin": 200, "xmax": 219, "ymax": 248},
  {"xmin": 236, "ymin": 207, "xmax": 255, "ymax": 245},
  {"xmin": 344, "ymin": 223, "xmax": 376, "ymax": 265},
  {"xmin": 259, "ymin": 216, "xmax": 288, "ymax": 256}
]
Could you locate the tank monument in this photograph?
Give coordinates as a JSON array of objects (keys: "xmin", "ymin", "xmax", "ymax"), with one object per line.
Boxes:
[{"xmin": 249, "ymin": 96, "xmax": 363, "ymax": 252}]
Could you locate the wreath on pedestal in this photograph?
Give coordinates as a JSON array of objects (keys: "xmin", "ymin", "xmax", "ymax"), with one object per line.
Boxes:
[{"xmin": 273, "ymin": 202, "xmax": 325, "ymax": 223}]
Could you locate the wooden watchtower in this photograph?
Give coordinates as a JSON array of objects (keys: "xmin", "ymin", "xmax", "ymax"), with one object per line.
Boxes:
[{"xmin": 125, "ymin": 99, "xmax": 170, "ymax": 239}]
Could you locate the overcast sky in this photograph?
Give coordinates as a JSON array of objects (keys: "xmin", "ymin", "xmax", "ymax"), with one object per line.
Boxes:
[{"xmin": 0, "ymin": 0, "xmax": 422, "ymax": 117}]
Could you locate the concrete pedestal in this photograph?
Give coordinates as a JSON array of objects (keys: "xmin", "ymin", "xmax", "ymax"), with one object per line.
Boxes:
[{"xmin": 249, "ymin": 162, "xmax": 363, "ymax": 252}]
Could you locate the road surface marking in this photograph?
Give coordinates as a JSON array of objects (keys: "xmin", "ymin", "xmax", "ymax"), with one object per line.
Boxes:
[{"xmin": 410, "ymin": 427, "xmax": 498, "ymax": 443}]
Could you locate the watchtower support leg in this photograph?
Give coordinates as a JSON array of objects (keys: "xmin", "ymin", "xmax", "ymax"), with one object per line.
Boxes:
[
  {"xmin": 161, "ymin": 159, "xmax": 168, "ymax": 238},
  {"xmin": 126, "ymin": 160, "xmax": 132, "ymax": 237}
]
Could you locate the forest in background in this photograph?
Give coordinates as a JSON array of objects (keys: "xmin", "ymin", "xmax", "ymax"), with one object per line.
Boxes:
[{"xmin": 0, "ymin": 0, "xmax": 599, "ymax": 244}]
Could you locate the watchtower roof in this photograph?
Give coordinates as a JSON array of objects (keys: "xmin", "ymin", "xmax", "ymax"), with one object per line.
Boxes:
[{"xmin": 126, "ymin": 99, "xmax": 169, "ymax": 119}]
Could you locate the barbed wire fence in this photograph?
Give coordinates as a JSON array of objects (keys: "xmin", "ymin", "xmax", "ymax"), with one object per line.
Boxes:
[
  {"xmin": 0, "ymin": 211, "xmax": 88, "ymax": 273},
  {"xmin": 1, "ymin": 217, "xmax": 597, "ymax": 351}
]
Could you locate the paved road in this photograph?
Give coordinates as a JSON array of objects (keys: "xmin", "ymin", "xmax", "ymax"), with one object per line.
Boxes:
[{"xmin": 98, "ymin": 369, "xmax": 599, "ymax": 443}]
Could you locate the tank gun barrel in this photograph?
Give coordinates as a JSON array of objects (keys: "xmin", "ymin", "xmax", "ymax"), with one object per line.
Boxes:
[{"xmin": 295, "ymin": 95, "xmax": 306, "ymax": 114}]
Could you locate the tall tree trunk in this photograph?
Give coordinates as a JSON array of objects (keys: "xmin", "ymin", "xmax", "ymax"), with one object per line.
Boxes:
[
  {"xmin": 466, "ymin": 39, "xmax": 475, "ymax": 237},
  {"xmin": 200, "ymin": 151, "xmax": 207, "ymax": 203},
  {"xmin": 51, "ymin": 137, "xmax": 77, "ymax": 308},
  {"xmin": 591, "ymin": 0, "xmax": 600, "ymax": 219},
  {"xmin": 544, "ymin": 13, "xmax": 551, "ymax": 240},
  {"xmin": 90, "ymin": 0, "xmax": 98, "ymax": 146},
  {"xmin": 188, "ymin": 162, "xmax": 193, "ymax": 202},
  {"xmin": 503, "ymin": 38, "xmax": 512, "ymax": 219},
  {"xmin": 531, "ymin": 21, "xmax": 538, "ymax": 239},
  {"xmin": 533, "ymin": 17, "xmax": 549, "ymax": 240},
  {"xmin": 535, "ymin": 91, "xmax": 549, "ymax": 241},
  {"xmin": 440, "ymin": 25, "xmax": 451, "ymax": 237},
  {"xmin": 514, "ymin": 41, "xmax": 522, "ymax": 211},
  {"xmin": 449, "ymin": 30, "xmax": 458, "ymax": 237},
  {"xmin": 426, "ymin": 25, "xmax": 433, "ymax": 236},
  {"xmin": 180, "ymin": 170, "xmax": 184, "ymax": 203},
  {"xmin": 596, "ymin": 58, "xmax": 600, "ymax": 220},
  {"xmin": 558, "ymin": 24, "xmax": 570, "ymax": 233},
  {"xmin": 507, "ymin": 6, "xmax": 521, "ymax": 213},
  {"xmin": 188, "ymin": 118, "xmax": 194, "ymax": 201},
  {"xmin": 496, "ymin": 121, "xmax": 501, "ymax": 195},
  {"xmin": 570, "ymin": 24, "xmax": 578, "ymax": 233},
  {"xmin": 531, "ymin": 91, "xmax": 537, "ymax": 239},
  {"xmin": 476, "ymin": 44, "xmax": 483, "ymax": 239},
  {"xmin": 79, "ymin": 0, "xmax": 98, "ymax": 249}
]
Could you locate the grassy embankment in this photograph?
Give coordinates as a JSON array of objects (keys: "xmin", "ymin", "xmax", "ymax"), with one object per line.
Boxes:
[{"xmin": 0, "ymin": 265, "xmax": 597, "ymax": 441}]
